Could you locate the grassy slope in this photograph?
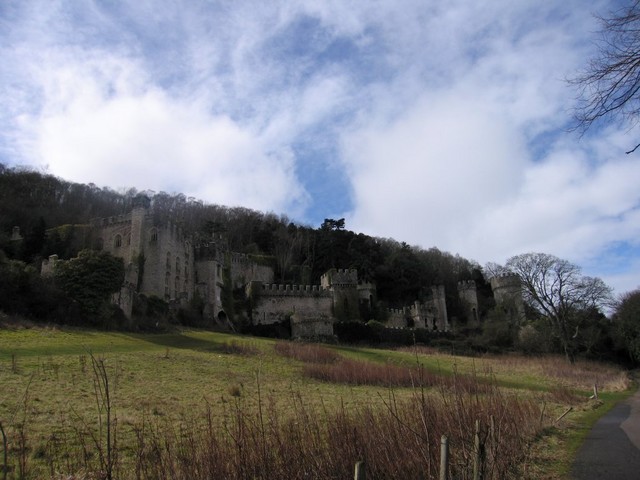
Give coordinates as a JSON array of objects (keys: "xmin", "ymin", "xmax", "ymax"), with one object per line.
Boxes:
[{"xmin": 0, "ymin": 325, "xmax": 633, "ymax": 479}]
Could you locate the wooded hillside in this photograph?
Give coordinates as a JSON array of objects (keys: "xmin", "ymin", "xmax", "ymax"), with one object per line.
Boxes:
[{"xmin": 0, "ymin": 163, "xmax": 490, "ymax": 316}]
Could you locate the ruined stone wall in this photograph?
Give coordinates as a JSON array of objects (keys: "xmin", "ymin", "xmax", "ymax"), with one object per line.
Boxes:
[
  {"xmin": 248, "ymin": 282, "xmax": 333, "ymax": 325},
  {"xmin": 40, "ymin": 254, "xmax": 58, "ymax": 277}
]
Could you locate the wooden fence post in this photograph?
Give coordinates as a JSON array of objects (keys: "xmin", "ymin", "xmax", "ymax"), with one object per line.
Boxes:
[
  {"xmin": 440, "ymin": 435, "xmax": 449, "ymax": 480},
  {"xmin": 354, "ymin": 460, "xmax": 366, "ymax": 480},
  {"xmin": 473, "ymin": 419, "xmax": 485, "ymax": 480},
  {"xmin": 0, "ymin": 421, "xmax": 7, "ymax": 480}
]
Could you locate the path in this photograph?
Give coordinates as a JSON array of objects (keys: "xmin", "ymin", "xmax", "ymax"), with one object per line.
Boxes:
[{"xmin": 571, "ymin": 387, "xmax": 640, "ymax": 479}]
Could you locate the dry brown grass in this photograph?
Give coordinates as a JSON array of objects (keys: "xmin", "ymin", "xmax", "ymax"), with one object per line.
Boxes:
[
  {"xmin": 2, "ymin": 329, "xmax": 629, "ymax": 479},
  {"xmin": 121, "ymin": 376, "xmax": 542, "ymax": 479},
  {"xmin": 274, "ymin": 340, "xmax": 341, "ymax": 364},
  {"xmin": 400, "ymin": 346, "xmax": 630, "ymax": 393}
]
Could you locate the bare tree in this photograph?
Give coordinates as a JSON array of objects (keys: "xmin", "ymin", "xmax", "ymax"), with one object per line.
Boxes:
[
  {"xmin": 571, "ymin": 1, "xmax": 640, "ymax": 153},
  {"xmin": 505, "ymin": 253, "xmax": 613, "ymax": 363},
  {"xmin": 483, "ymin": 261, "xmax": 510, "ymax": 280},
  {"xmin": 274, "ymin": 227, "xmax": 302, "ymax": 283}
]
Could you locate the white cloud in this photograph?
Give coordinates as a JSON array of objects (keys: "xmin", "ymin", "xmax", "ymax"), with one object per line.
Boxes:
[
  {"xmin": 343, "ymin": 90, "xmax": 527, "ymax": 244},
  {"xmin": 2, "ymin": 0, "xmax": 639, "ymax": 296},
  {"xmin": 21, "ymin": 51, "xmax": 308, "ymax": 215}
]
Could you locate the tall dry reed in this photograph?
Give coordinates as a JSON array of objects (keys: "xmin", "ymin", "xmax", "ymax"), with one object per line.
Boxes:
[{"xmin": 126, "ymin": 373, "xmax": 541, "ymax": 479}]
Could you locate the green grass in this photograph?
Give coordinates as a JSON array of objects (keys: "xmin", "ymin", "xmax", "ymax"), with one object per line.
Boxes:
[{"xmin": 0, "ymin": 325, "xmax": 634, "ymax": 479}]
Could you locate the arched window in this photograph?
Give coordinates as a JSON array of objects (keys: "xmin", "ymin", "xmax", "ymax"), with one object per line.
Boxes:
[
  {"xmin": 114, "ymin": 235, "xmax": 122, "ymax": 248},
  {"xmin": 150, "ymin": 229, "xmax": 158, "ymax": 243},
  {"xmin": 175, "ymin": 257, "xmax": 181, "ymax": 275},
  {"xmin": 166, "ymin": 252, "xmax": 171, "ymax": 270}
]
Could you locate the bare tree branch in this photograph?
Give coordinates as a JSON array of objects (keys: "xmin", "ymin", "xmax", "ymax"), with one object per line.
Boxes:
[{"xmin": 570, "ymin": 1, "xmax": 640, "ymax": 149}]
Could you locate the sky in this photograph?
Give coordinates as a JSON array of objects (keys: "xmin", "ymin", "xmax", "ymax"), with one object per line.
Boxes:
[{"xmin": 1, "ymin": 0, "xmax": 640, "ymax": 297}]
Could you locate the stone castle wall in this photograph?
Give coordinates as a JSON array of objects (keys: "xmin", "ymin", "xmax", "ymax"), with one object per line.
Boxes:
[
  {"xmin": 321, "ymin": 268, "xmax": 357, "ymax": 288},
  {"xmin": 95, "ymin": 206, "xmax": 196, "ymax": 303},
  {"xmin": 384, "ymin": 286, "xmax": 449, "ymax": 332},
  {"xmin": 37, "ymin": 200, "xmax": 493, "ymax": 337},
  {"xmin": 248, "ymin": 282, "xmax": 333, "ymax": 325},
  {"xmin": 230, "ymin": 252, "xmax": 274, "ymax": 288},
  {"xmin": 291, "ymin": 313, "xmax": 333, "ymax": 340},
  {"xmin": 387, "ymin": 308, "xmax": 410, "ymax": 328}
]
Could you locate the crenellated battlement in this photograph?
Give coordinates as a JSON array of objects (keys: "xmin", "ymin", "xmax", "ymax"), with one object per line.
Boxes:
[
  {"xmin": 457, "ymin": 280, "xmax": 476, "ymax": 289},
  {"xmin": 320, "ymin": 268, "xmax": 358, "ymax": 288},
  {"xmin": 231, "ymin": 252, "xmax": 252, "ymax": 264},
  {"xmin": 250, "ymin": 281, "xmax": 331, "ymax": 298},
  {"xmin": 489, "ymin": 273, "xmax": 522, "ymax": 291},
  {"xmin": 387, "ymin": 308, "xmax": 407, "ymax": 315}
]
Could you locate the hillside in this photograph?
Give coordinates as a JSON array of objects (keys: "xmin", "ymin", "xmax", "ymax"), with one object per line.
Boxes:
[
  {"xmin": 1, "ymin": 163, "xmax": 628, "ymax": 366},
  {"xmin": 0, "ymin": 163, "xmax": 491, "ymax": 323},
  {"xmin": 0, "ymin": 323, "xmax": 631, "ymax": 479}
]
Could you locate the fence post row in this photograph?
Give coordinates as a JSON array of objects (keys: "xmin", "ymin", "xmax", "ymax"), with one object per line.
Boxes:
[{"xmin": 355, "ymin": 425, "xmax": 487, "ymax": 480}]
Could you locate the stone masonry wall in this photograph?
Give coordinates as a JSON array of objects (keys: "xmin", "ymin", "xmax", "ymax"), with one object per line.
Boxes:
[{"xmin": 248, "ymin": 282, "xmax": 333, "ymax": 325}]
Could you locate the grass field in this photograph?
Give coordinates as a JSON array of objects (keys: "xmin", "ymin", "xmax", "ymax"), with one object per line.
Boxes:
[{"xmin": 0, "ymin": 322, "xmax": 633, "ymax": 479}]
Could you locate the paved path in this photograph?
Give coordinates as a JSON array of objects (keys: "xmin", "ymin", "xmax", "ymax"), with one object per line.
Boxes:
[{"xmin": 571, "ymin": 387, "xmax": 640, "ymax": 480}]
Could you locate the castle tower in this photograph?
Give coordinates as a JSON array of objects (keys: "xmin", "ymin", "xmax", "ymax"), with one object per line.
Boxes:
[
  {"xmin": 321, "ymin": 268, "xmax": 360, "ymax": 321},
  {"xmin": 128, "ymin": 195, "xmax": 150, "ymax": 289},
  {"xmin": 431, "ymin": 285, "xmax": 449, "ymax": 332},
  {"xmin": 457, "ymin": 280, "xmax": 479, "ymax": 324},
  {"xmin": 489, "ymin": 274, "xmax": 526, "ymax": 323},
  {"xmin": 357, "ymin": 281, "xmax": 377, "ymax": 320}
]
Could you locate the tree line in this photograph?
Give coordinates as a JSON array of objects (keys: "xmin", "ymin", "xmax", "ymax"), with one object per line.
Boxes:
[
  {"xmin": 1, "ymin": 163, "xmax": 639, "ymax": 365},
  {"xmin": 0, "ymin": 163, "xmax": 481, "ymax": 312}
]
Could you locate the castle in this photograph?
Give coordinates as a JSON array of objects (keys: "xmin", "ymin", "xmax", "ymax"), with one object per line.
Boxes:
[{"xmin": 38, "ymin": 199, "xmax": 523, "ymax": 338}]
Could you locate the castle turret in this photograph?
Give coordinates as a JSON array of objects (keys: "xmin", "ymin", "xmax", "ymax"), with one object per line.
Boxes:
[
  {"xmin": 321, "ymin": 268, "xmax": 360, "ymax": 321},
  {"xmin": 490, "ymin": 274, "xmax": 526, "ymax": 323},
  {"xmin": 431, "ymin": 285, "xmax": 449, "ymax": 331},
  {"xmin": 457, "ymin": 280, "xmax": 479, "ymax": 324}
]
